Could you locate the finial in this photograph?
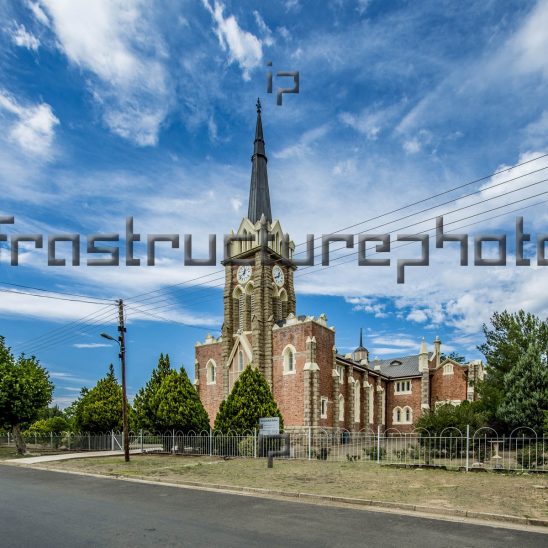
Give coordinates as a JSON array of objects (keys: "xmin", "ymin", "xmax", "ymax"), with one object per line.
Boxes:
[
  {"xmin": 359, "ymin": 327, "xmax": 363, "ymax": 348},
  {"xmin": 256, "ymin": 97, "xmax": 261, "ymax": 113}
]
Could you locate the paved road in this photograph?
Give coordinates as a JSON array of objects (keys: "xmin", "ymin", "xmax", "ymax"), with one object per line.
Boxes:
[{"xmin": 0, "ymin": 465, "xmax": 545, "ymax": 548}]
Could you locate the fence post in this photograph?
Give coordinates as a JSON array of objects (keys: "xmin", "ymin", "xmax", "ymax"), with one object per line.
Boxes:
[
  {"xmin": 140, "ymin": 429, "xmax": 144, "ymax": 453},
  {"xmin": 308, "ymin": 427, "xmax": 312, "ymax": 460},
  {"xmin": 34, "ymin": 432, "xmax": 37, "ymax": 447},
  {"xmin": 111, "ymin": 431, "xmax": 114, "ymax": 451},
  {"xmin": 209, "ymin": 429, "xmax": 213, "ymax": 458},
  {"xmin": 88, "ymin": 433, "xmax": 91, "ymax": 451},
  {"xmin": 67, "ymin": 432, "xmax": 71, "ymax": 451},
  {"xmin": 172, "ymin": 429, "xmax": 175, "ymax": 454},
  {"xmin": 50, "ymin": 431, "xmax": 53, "ymax": 450},
  {"xmin": 254, "ymin": 429, "xmax": 257, "ymax": 459},
  {"xmin": 377, "ymin": 425, "xmax": 381, "ymax": 464},
  {"xmin": 465, "ymin": 424, "xmax": 470, "ymax": 472}
]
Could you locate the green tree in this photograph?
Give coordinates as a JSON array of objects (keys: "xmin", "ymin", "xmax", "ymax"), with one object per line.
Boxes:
[
  {"xmin": 214, "ymin": 366, "xmax": 283, "ymax": 434},
  {"xmin": 477, "ymin": 310, "xmax": 548, "ymax": 427},
  {"xmin": 440, "ymin": 352, "xmax": 466, "ymax": 364},
  {"xmin": 497, "ymin": 342, "xmax": 548, "ymax": 434},
  {"xmin": 133, "ymin": 353, "xmax": 172, "ymax": 431},
  {"xmin": 0, "ymin": 337, "xmax": 54, "ymax": 454},
  {"xmin": 415, "ymin": 401, "xmax": 487, "ymax": 436},
  {"xmin": 73, "ymin": 364, "xmax": 125, "ymax": 433},
  {"xmin": 25, "ymin": 416, "xmax": 70, "ymax": 435},
  {"xmin": 151, "ymin": 367, "xmax": 209, "ymax": 433}
]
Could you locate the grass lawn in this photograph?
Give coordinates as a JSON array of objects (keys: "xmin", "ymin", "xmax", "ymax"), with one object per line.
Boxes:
[{"xmin": 32, "ymin": 455, "xmax": 548, "ymax": 519}]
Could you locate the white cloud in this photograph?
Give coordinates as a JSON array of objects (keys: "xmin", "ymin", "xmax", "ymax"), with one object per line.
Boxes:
[
  {"xmin": 403, "ymin": 138, "xmax": 421, "ymax": 154},
  {"xmin": 406, "ymin": 308, "xmax": 428, "ymax": 323},
  {"xmin": 0, "ymin": 90, "xmax": 59, "ymax": 157},
  {"xmin": 36, "ymin": 0, "xmax": 170, "ymax": 146},
  {"xmin": 10, "ymin": 23, "xmax": 40, "ymax": 50},
  {"xmin": 253, "ymin": 10, "xmax": 274, "ymax": 47},
  {"xmin": 510, "ymin": 0, "xmax": 548, "ymax": 79},
  {"xmin": 27, "ymin": 1, "xmax": 50, "ymax": 26},
  {"xmin": 273, "ymin": 124, "xmax": 330, "ymax": 159},
  {"xmin": 202, "ymin": 0, "xmax": 263, "ymax": 81},
  {"xmin": 230, "ymin": 197, "xmax": 242, "ymax": 211}
]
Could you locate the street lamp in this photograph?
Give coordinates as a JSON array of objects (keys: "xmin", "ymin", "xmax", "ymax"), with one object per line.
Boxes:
[{"xmin": 101, "ymin": 330, "xmax": 130, "ymax": 462}]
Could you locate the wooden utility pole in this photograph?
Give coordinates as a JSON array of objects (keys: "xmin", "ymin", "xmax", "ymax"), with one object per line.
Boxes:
[{"xmin": 117, "ymin": 299, "xmax": 130, "ymax": 462}]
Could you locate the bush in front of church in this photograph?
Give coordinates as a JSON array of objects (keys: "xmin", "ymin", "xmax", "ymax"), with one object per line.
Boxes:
[{"xmin": 214, "ymin": 366, "xmax": 284, "ymax": 434}]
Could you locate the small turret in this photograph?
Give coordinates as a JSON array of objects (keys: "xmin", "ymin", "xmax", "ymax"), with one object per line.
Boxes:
[{"xmin": 353, "ymin": 327, "xmax": 369, "ymax": 364}]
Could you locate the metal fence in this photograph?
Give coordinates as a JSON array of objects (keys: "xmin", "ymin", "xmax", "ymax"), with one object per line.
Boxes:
[{"xmin": 1, "ymin": 427, "xmax": 546, "ymax": 472}]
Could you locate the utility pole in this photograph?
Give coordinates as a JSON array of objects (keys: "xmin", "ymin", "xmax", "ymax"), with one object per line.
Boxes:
[{"xmin": 118, "ymin": 299, "xmax": 130, "ymax": 462}]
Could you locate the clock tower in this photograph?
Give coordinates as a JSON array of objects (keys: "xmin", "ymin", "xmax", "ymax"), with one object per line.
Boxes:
[{"xmin": 221, "ymin": 99, "xmax": 296, "ymax": 393}]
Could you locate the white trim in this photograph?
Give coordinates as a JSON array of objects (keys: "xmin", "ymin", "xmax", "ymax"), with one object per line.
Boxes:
[
  {"xmin": 206, "ymin": 359, "xmax": 217, "ymax": 385},
  {"xmin": 320, "ymin": 396, "xmax": 328, "ymax": 419},
  {"xmin": 282, "ymin": 344, "xmax": 297, "ymax": 375}
]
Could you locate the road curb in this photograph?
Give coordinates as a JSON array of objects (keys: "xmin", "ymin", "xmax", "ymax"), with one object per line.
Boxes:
[{"xmin": 7, "ymin": 461, "xmax": 546, "ymax": 530}]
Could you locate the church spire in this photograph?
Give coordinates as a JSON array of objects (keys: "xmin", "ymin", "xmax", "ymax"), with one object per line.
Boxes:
[{"xmin": 248, "ymin": 98, "xmax": 272, "ymax": 224}]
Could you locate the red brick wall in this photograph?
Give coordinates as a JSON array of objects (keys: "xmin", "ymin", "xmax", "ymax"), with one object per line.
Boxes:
[
  {"xmin": 195, "ymin": 342, "xmax": 223, "ymax": 428},
  {"xmin": 430, "ymin": 363, "xmax": 468, "ymax": 406},
  {"xmin": 273, "ymin": 321, "xmax": 335, "ymax": 427},
  {"xmin": 385, "ymin": 377, "xmax": 422, "ymax": 433}
]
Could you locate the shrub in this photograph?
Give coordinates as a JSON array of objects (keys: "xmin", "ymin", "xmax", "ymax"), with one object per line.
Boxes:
[
  {"xmin": 363, "ymin": 445, "xmax": 386, "ymax": 461},
  {"xmin": 238, "ymin": 435, "xmax": 256, "ymax": 457},
  {"xmin": 516, "ymin": 443, "xmax": 547, "ymax": 468}
]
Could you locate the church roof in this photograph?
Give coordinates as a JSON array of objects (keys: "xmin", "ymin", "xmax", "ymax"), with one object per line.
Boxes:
[{"xmin": 248, "ymin": 98, "xmax": 272, "ymax": 224}]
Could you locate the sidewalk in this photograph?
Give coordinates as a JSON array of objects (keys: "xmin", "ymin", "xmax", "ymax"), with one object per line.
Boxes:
[{"xmin": 6, "ymin": 450, "xmax": 142, "ymax": 464}]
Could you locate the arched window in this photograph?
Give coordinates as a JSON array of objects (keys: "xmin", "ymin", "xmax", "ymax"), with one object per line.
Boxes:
[
  {"xmin": 206, "ymin": 360, "xmax": 216, "ymax": 385},
  {"xmin": 393, "ymin": 407, "xmax": 402, "ymax": 423},
  {"xmin": 338, "ymin": 394, "xmax": 345, "ymax": 422},
  {"xmin": 368, "ymin": 385, "xmax": 374, "ymax": 424},
  {"xmin": 279, "ymin": 288, "xmax": 288, "ymax": 319},
  {"xmin": 354, "ymin": 384, "xmax": 360, "ymax": 423},
  {"xmin": 243, "ymin": 229, "xmax": 248, "ymax": 251},
  {"xmin": 443, "ymin": 363, "xmax": 454, "ymax": 375},
  {"xmin": 405, "ymin": 406, "xmax": 412, "ymax": 423},
  {"xmin": 238, "ymin": 350, "xmax": 244, "ymax": 372},
  {"xmin": 244, "ymin": 282, "xmax": 254, "ymax": 331},
  {"xmin": 283, "ymin": 345, "xmax": 296, "ymax": 374},
  {"xmin": 233, "ymin": 286, "xmax": 243, "ymax": 332}
]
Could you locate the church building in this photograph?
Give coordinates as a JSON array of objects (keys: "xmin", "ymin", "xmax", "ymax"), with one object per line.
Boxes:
[{"xmin": 195, "ymin": 101, "xmax": 483, "ymax": 433}]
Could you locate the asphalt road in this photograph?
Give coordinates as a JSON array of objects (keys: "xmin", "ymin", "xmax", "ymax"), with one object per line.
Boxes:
[{"xmin": 0, "ymin": 465, "xmax": 545, "ymax": 548}]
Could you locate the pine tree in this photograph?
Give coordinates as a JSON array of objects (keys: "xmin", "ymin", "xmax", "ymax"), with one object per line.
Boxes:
[
  {"xmin": 73, "ymin": 364, "xmax": 126, "ymax": 433},
  {"xmin": 214, "ymin": 366, "xmax": 284, "ymax": 434},
  {"xmin": 151, "ymin": 367, "xmax": 210, "ymax": 433},
  {"xmin": 497, "ymin": 342, "xmax": 548, "ymax": 434},
  {"xmin": 133, "ymin": 353, "xmax": 172, "ymax": 431}
]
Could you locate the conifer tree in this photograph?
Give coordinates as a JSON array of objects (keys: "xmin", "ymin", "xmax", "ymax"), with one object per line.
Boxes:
[
  {"xmin": 73, "ymin": 364, "xmax": 125, "ymax": 433},
  {"xmin": 151, "ymin": 367, "xmax": 209, "ymax": 433},
  {"xmin": 133, "ymin": 353, "xmax": 172, "ymax": 431},
  {"xmin": 214, "ymin": 366, "xmax": 283, "ymax": 434},
  {"xmin": 497, "ymin": 342, "xmax": 548, "ymax": 434}
]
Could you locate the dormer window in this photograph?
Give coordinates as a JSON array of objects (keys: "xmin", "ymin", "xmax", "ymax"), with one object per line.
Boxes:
[
  {"xmin": 443, "ymin": 363, "xmax": 454, "ymax": 375},
  {"xmin": 390, "ymin": 360, "xmax": 402, "ymax": 366}
]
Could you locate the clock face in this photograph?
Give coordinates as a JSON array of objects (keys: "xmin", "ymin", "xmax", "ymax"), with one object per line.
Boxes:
[
  {"xmin": 237, "ymin": 265, "xmax": 252, "ymax": 284},
  {"xmin": 272, "ymin": 265, "xmax": 284, "ymax": 287}
]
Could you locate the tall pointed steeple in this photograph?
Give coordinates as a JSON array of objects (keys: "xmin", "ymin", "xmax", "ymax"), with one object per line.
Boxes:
[{"xmin": 248, "ymin": 98, "xmax": 272, "ymax": 224}]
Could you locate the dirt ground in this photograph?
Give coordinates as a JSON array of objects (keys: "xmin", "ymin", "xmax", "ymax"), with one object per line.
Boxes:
[{"xmin": 30, "ymin": 455, "xmax": 548, "ymax": 519}]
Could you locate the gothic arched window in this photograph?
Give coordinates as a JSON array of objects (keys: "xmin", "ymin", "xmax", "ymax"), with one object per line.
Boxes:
[
  {"xmin": 279, "ymin": 288, "xmax": 288, "ymax": 319},
  {"xmin": 405, "ymin": 406, "xmax": 412, "ymax": 423},
  {"xmin": 232, "ymin": 286, "xmax": 243, "ymax": 332},
  {"xmin": 282, "ymin": 345, "xmax": 296, "ymax": 374},
  {"xmin": 238, "ymin": 350, "xmax": 244, "ymax": 372},
  {"xmin": 354, "ymin": 384, "xmax": 360, "ymax": 423},
  {"xmin": 338, "ymin": 394, "xmax": 345, "ymax": 422},
  {"xmin": 206, "ymin": 360, "xmax": 216, "ymax": 385}
]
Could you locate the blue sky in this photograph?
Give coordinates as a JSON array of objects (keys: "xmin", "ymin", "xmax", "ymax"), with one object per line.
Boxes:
[{"xmin": 0, "ymin": 0, "xmax": 547, "ymax": 408}]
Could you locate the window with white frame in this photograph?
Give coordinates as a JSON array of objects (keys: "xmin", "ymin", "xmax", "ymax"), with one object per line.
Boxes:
[
  {"xmin": 394, "ymin": 380, "xmax": 412, "ymax": 394},
  {"xmin": 338, "ymin": 394, "xmax": 345, "ymax": 421},
  {"xmin": 368, "ymin": 385, "xmax": 374, "ymax": 424},
  {"xmin": 337, "ymin": 364, "xmax": 345, "ymax": 384},
  {"xmin": 320, "ymin": 396, "xmax": 328, "ymax": 419},
  {"xmin": 393, "ymin": 405, "xmax": 412, "ymax": 424},
  {"xmin": 206, "ymin": 360, "xmax": 216, "ymax": 384},
  {"xmin": 443, "ymin": 363, "xmax": 454, "ymax": 375},
  {"xmin": 283, "ymin": 345, "xmax": 296, "ymax": 374},
  {"xmin": 354, "ymin": 386, "xmax": 360, "ymax": 423},
  {"xmin": 238, "ymin": 350, "xmax": 244, "ymax": 372}
]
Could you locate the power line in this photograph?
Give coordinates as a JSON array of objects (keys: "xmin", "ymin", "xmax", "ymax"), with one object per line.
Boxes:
[
  {"xmin": 0, "ymin": 281, "xmax": 113, "ymax": 304},
  {"xmin": 0, "ymin": 287, "xmax": 115, "ymax": 306}
]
